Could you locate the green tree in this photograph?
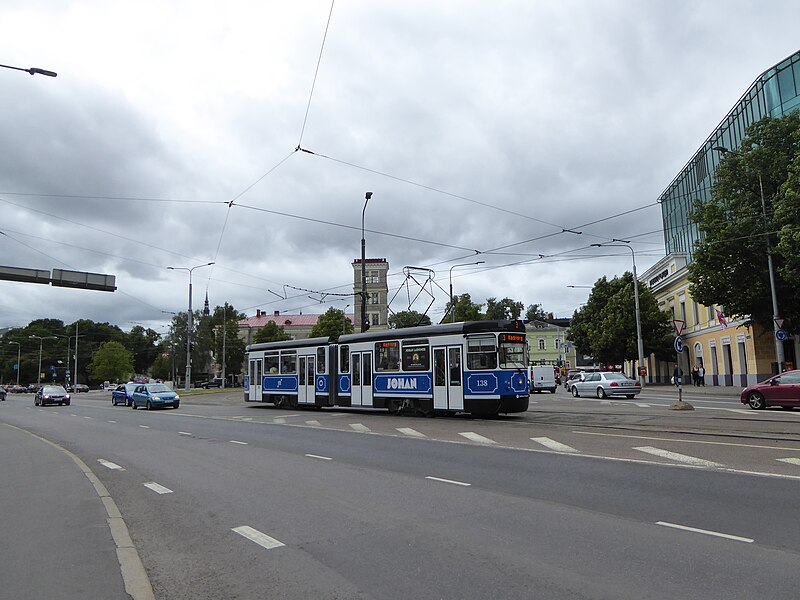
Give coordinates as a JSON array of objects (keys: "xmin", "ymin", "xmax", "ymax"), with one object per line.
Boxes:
[
  {"xmin": 149, "ymin": 350, "xmax": 172, "ymax": 381},
  {"xmin": 212, "ymin": 303, "xmax": 247, "ymax": 383},
  {"xmin": 388, "ymin": 310, "xmax": 432, "ymax": 328},
  {"xmin": 125, "ymin": 325, "xmax": 161, "ymax": 375},
  {"xmin": 689, "ymin": 113, "xmax": 800, "ymax": 333},
  {"xmin": 568, "ymin": 274, "xmax": 672, "ymax": 365},
  {"xmin": 309, "ymin": 308, "xmax": 351, "ymax": 341},
  {"xmin": 253, "ymin": 320, "xmax": 292, "ymax": 344},
  {"xmin": 525, "ymin": 303, "xmax": 552, "ymax": 322},
  {"xmin": 485, "ymin": 297, "xmax": 524, "ymax": 320},
  {"xmin": 441, "ymin": 293, "xmax": 484, "ymax": 323},
  {"xmin": 86, "ymin": 341, "xmax": 134, "ymax": 383}
]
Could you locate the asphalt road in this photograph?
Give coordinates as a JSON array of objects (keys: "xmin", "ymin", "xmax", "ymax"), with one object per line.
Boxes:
[{"xmin": 2, "ymin": 387, "xmax": 800, "ymax": 599}]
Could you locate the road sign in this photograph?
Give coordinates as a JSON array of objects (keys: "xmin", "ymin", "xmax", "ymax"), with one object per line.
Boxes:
[
  {"xmin": 674, "ymin": 336, "xmax": 684, "ymax": 353},
  {"xmin": 672, "ymin": 319, "xmax": 685, "ymax": 336},
  {"xmin": 775, "ymin": 318, "xmax": 785, "ymax": 329},
  {"xmin": 776, "ymin": 329, "xmax": 788, "ymax": 341}
]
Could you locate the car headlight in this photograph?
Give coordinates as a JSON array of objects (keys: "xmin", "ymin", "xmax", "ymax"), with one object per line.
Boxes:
[{"xmin": 174, "ymin": 394, "xmax": 180, "ymax": 400}]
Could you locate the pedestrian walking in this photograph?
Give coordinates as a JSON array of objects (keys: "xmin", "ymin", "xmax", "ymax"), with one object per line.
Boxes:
[{"xmin": 698, "ymin": 364, "xmax": 705, "ymax": 386}]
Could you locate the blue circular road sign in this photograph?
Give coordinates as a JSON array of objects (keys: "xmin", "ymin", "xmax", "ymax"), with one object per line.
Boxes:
[
  {"xmin": 674, "ymin": 336, "xmax": 684, "ymax": 353},
  {"xmin": 776, "ymin": 329, "xmax": 788, "ymax": 341}
]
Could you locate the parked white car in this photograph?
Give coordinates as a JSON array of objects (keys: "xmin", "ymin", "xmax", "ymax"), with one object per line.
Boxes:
[{"xmin": 571, "ymin": 371, "xmax": 641, "ymax": 399}]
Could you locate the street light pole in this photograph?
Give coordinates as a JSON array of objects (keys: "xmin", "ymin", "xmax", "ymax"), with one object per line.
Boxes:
[
  {"xmin": 714, "ymin": 146, "xmax": 785, "ymax": 372},
  {"xmin": 167, "ymin": 262, "xmax": 214, "ymax": 392},
  {"xmin": 591, "ymin": 243, "xmax": 645, "ymax": 386},
  {"xmin": 343, "ymin": 304, "xmax": 350, "ymax": 335},
  {"xmin": 29, "ymin": 335, "xmax": 56, "ymax": 385},
  {"xmin": 221, "ymin": 304, "xmax": 227, "ymax": 389},
  {"xmin": 8, "ymin": 341, "xmax": 20, "ymax": 386},
  {"xmin": 0, "ymin": 63, "xmax": 57, "ymax": 77},
  {"xmin": 361, "ymin": 192, "xmax": 373, "ymax": 333},
  {"xmin": 449, "ymin": 261, "xmax": 485, "ymax": 322}
]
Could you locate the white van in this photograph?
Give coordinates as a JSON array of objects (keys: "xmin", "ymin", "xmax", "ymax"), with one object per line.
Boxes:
[{"xmin": 529, "ymin": 365, "xmax": 557, "ymax": 393}]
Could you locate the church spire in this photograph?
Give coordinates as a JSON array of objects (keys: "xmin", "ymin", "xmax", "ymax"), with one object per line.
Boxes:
[{"xmin": 203, "ymin": 291, "xmax": 210, "ymax": 316}]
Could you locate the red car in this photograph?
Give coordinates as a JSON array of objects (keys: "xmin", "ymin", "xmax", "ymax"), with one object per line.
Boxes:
[{"xmin": 740, "ymin": 370, "xmax": 800, "ymax": 410}]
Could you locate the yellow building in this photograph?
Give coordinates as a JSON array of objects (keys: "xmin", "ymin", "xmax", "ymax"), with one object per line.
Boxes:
[{"xmin": 640, "ymin": 254, "xmax": 782, "ymax": 387}]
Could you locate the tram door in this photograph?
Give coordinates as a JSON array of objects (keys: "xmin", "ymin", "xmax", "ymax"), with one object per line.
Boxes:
[
  {"xmin": 248, "ymin": 358, "xmax": 262, "ymax": 402},
  {"xmin": 350, "ymin": 351, "xmax": 373, "ymax": 407},
  {"xmin": 433, "ymin": 346, "xmax": 463, "ymax": 411},
  {"xmin": 298, "ymin": 355, "xmax": 315, "ymax": 405}
]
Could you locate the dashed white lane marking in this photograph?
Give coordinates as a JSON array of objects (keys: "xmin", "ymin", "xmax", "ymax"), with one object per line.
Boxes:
[
  {"xmin": 305, "ymin": 420, "xmax": 321, "ymax": 426},
  {"xmin": 397, "ymin": 427, "xmax": 426, "ymax": 438},
  {"xmin": 530, "ymin": 437, "xmax": 579, "ymax": 453},
  {"xmin": 574, "ymin": 430, "xmax": 800, "ymax": 452},
  {"xmin": 635, "ymin": 403, "xmax": 651, "ymax": 408},
  {"xmin": 143, "ymin": 482, "xmax": 173, "ymax": 495},
  {"xmin": 458, "ymin": 432, "xmax": 496, "ymax": 444},
  {"xmin": 349, "ymin": 423, "xmax": 371, "ymax": 433},
  {"xmin": 71, "ymin": 414, "xmax": 78, "ymax": 417},
  {"xmin": 179, "ymin": 431, "xmax": 192, "ymax": 436},
  {"xmin": 656, "ymin": 521, "xmax": 753, "ymax": 543},
  {"xmin": 600, "ymin": 401, "xmax": 611, "ymax": 406},
  {"xmin": 273, "ymin": 418, "xmax": 286, "ymax": 424},
  {"xmin": 83, "ymin": 416, "xmax": 93, "ymax": 419},
  {"xmin": 98, "ymin": 459, "xmax": 125, "ymax": 470},
  {"xmin": 305, "ymin": 454, "xmax": 332, "ymax": 461},
  {"xmin": 634, "ymin": 446, "xmax": 722, "ymax": 468},
  {"xmin": 232, "ymin": 526, "xmax": 285, "ymax": 550},
  {"xmin": 727, "ymin": 409, "xmax": 759, "ymax": 415},
  {"xmin": 777, "ymin": 458, "xmax": 800, "ymax": 466},
  {"xmin": 426, "ymin": 476, "xmax": 471, "ymax": 487},
  {"xmin": 229, "ymin": 440, "xmax": 248, "ymax": 445},
  {"xmin": 108, "ymin": 420, "xmax": 117, "ymax": 423},
  {"xmin": 139, "ymin": 425, "xmax": 150, "ymax": 429}
]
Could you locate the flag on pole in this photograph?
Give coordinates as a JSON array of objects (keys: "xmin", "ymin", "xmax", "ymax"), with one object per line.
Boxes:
[{"xmin": 716, "ymin": 309, "xmax": 728, "ymax": 328}]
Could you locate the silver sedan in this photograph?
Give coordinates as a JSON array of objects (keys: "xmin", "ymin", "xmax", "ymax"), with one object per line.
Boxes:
[{"xmin": 571, "ymin": 371, "xmax": 641, "ymax": 399}]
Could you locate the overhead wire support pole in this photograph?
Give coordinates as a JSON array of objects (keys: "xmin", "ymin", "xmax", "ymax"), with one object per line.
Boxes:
[{"xmin": 361, "ymin": 192, "xmax": 373, "ymax": 332}]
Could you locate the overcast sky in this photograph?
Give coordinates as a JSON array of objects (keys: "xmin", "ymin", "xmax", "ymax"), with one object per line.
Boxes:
[{"xmin": 1, "ymin": 0, "xmax": 798, "ymax": 334}]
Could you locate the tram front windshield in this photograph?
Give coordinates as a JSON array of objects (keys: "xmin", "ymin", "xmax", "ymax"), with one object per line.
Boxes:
[{"xmin": 499, "ymin": 333, "xmax": 527, "ymax": 369}]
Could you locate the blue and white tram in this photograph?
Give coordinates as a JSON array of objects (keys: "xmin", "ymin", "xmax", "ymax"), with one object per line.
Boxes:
[{"xmin": 244, "ymin": 320, "xmax": 530, "ymax": 416}]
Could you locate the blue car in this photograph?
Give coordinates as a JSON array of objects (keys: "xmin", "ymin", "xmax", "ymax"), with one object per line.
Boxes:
[
  {"xmin": 112, "ymin": 383, "xmax": 138, "ymax": 406},
  {"xmin": 131, "ymin": 383, "xmax": 180, "ymax": 410}
]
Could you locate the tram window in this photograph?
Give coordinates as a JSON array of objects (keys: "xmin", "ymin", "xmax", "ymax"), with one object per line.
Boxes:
[
  {"xmin": 363, "ymin": 353, "xmax": 372, "ymax": 386},
  {"xmin": 402, "ymin": 341, "xmax": 429, "ymax": 371},
  {"xmin": 352, "ymin": 354, "xmax": 361, "ymax": 385},
  {"xmin": 434, "ymin": 350, "xmax": 446, "ymax": 386},
  {"xmin": 299, "ymin": 357, "xmax": 306, "ymax": 382},
  {"xmin": 308, "ymin": 358, "xmax": 315, "ymax": 385},
  {"xmin": 340, "ymin": 345, "xmax": 349, "ymax": 373},
  {"xmin": 467, "ymin": 336, "xmax": 497, "ymax": 370},
  {"xmin": 449, "ymin": 348, "xmax": 462, "ymax": 386},
  {"xmin": 317, "ymin": 347, "xmax": 326, "ymax": 374},
  {"xmin": 280, "ymin": 351, "xmax": 296, "ymax": 374},
  {"xmin": 375, "ymin": 341, "xmax": 400, "ymax": 371},
  {"xmin": 264, "ymin": 352, "xmax": 279, "ymax": 374},
  {"xmin": 499, "ymin": 333, "xmax": 527, "ymax": 369}
]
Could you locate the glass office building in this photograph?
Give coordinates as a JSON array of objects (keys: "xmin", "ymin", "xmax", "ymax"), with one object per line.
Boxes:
[{"xmin": 660, "ymin": 50, "xmax": 800, "ymax": 260}]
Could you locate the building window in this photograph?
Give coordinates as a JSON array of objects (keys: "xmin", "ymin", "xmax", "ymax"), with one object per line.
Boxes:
[
  {"xmin": 371, "ymin": 313, "xmax": 380, "ymax": 325},
  {"xmin": 538, "ymin": 339, "xmax": 546, "ymax": 350},
  {"xmin": 693, "ymin": 301, "xmax": 700, "ymax": 327},
  {"xmin": 370, "ymin": 292, "xmax": 380, "ymax": 305},
  {"xmin": 555, "ymin": 338, "xmax": 561, "ymax": 350}
]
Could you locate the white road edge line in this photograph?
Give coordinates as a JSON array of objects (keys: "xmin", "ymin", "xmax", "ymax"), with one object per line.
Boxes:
[
  {"xmin": 397, "ymin": 427, "xmax": 426, "ymax": 438},
  {"xmin": 426, "ymin": 476, "xmax": 471, "ymax": 487},
  {"xmin": 229, "ymin": 440, "xmax": 248, "ymax": 445},
  {"xmin": 634, "ymin": 446, "xmax": 722, "ymax": 468},
  {"xmin": 98, "ymin": 459, "xmax": 125, "ymax": 471},
  {"xmin": 530, "ymin": 437, "xmax": 579, "ymax": 453},
  {"xmin": 143, "ymin": 482, "xmax": 173, "ymax": 495},
  {"xmin": 232, "ymin": 525, "xmax": 285, "ymax": 550},
  {"xmin": 656, "ymin": 521, "xmax": 753, "ymax": 543},
  {"xmin": 305, "ymin": 454, "xmax": 333, "ymax": 461},
  {"xmin": 458, "ymin": 432, "xmax": 496, "ymax": 444}
]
